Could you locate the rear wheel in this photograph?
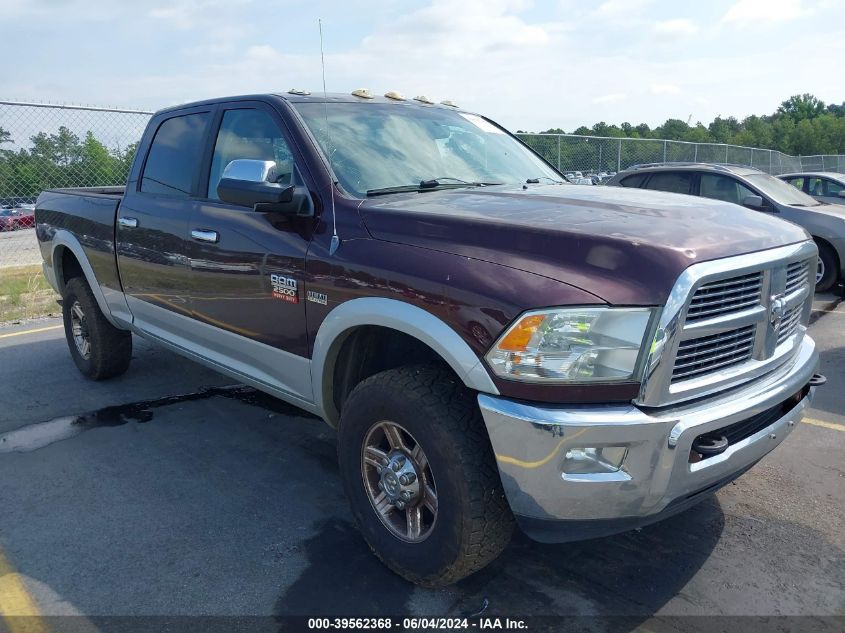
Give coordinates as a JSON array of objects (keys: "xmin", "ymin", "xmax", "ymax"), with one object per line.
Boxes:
[
  {"xmin": 62, "ymin": 276, "xmax": 132, "ymax": 380},
  {"xmin": 815, "ymin": 240, "xmax": 838, "ymax": 292},
  {"xmin": 337, "ymin": 364, "xmax": 514, "ymax": 587}
]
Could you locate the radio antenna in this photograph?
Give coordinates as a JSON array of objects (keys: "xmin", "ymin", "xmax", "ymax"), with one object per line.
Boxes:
[{"xmin": 319, "ymin": 19, "xmax": 340, "ymax": 256}]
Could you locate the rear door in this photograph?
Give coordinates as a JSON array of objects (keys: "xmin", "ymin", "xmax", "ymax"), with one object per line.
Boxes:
[
  {"xmin": 117, "ymin": 107, "xmax": 214, "ymax": 337},
  {"xmin": 184, "ymin": 102, "xmax": 314, "ymax": 402}
]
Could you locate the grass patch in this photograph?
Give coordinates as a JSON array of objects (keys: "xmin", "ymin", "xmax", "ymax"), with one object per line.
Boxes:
[{"xmin": 0, "ymin": 265, "xmax": 60, "ymax": 323}]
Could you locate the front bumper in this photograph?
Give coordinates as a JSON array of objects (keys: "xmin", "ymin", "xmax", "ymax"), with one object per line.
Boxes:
[{"xmin": 478, "ymin": 336, "xmax": 819, "ymax": 543}]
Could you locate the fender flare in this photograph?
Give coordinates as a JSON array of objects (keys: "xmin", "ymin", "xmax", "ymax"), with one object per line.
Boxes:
[
  {"xmin": 311, "ymin": 297, "xmax": 499, "ymax": 425},
  {"xmin": 50, "ymin": 230, "xmax": 123, "ymax": 328}
]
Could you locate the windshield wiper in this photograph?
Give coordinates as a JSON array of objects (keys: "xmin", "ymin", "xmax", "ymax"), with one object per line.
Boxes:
[
  {"xmin": 526, "ymin": 176, "xmax": 565, "ymax": 184},
  {"xmin": 366, "ymin": 179, "xmax": 501, "ymax": 197}
]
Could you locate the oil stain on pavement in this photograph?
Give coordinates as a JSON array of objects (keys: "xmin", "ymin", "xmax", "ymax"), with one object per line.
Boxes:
[{"xmin": 0, "ymin": 385, "xmax": 314, "ymax": 453}]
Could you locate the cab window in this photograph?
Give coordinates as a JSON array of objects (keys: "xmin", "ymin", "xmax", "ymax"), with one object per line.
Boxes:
[
  {"xmin": 141, "ymin": 112, "xmax": 210, "ymax": 197},
  {"xmin": 699, "ymin": 174, "xmax": 756, "ymax": 206},
  {"xmin": 208, "ymin": 109, "xmax": 294, "ymax": 200}
]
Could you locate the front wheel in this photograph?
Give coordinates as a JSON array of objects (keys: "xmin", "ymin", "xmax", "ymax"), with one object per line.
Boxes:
[
  {"xmin": 815, "ymin": 241, "xmax": 838, "ymax": 293},
  {"xmin": 337, "ymin": 365, "xmax": 514, "ymax": 587}
]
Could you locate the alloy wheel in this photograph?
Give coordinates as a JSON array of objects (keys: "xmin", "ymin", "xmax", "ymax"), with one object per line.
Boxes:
[
  {"xmin": 70, "ymin": 300, "xmax": 91, "ymax": 359},
  {"xmin": 361, "ymin": 420, "xmax": 438, "ymax": 543}
]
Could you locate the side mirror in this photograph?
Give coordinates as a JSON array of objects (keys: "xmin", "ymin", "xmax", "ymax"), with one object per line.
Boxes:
[
  {"xmin": 217, "ymin": 159, "xmax": 311, "ymax": 216},
  {"xmin": 742, "ymin": 195, "xmax": 764, "ymax": 209},
  {"xmin": 838, "ymin": 190, "xmax": 845, "ymax": 199}
]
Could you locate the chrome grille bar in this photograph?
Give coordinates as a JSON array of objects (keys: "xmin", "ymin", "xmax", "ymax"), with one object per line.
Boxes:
[{"xmin": 686, "ymin": 272, "xmax": 762, "ymax": 323}]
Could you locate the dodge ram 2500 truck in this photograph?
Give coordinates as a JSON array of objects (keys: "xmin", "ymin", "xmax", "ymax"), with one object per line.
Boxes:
[{"xmin": 36, "ymin": 91, "xmax": 824, "ymax": 587}]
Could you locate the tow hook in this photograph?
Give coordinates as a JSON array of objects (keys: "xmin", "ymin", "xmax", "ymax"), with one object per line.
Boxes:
[
  {"xmin": 809, "ymin": 373, "xmax": 827, "ymax": 387},
  {"xmin": 689, "ymin": 434, "xmax": 729, "ymax": 463}
]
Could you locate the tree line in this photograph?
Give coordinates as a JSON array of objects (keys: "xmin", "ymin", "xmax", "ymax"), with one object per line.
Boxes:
[
  {"xmin": 520, "ymin": 94, "xmax": 845, "ymax": 156},
  {"xmin": 0, "ymin": 125, "xmax": 138, "ymax": 201}
]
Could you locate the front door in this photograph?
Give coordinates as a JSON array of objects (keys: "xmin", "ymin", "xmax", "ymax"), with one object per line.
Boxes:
[{"xmin": 186, "ymin": 104, "xmax": 314, "ymax": 401}]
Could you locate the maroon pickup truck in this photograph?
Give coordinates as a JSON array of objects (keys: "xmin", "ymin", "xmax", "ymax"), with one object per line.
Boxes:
[{"xmin": 35, "ymin": 91, "xmax": 823, "ymax": 586}]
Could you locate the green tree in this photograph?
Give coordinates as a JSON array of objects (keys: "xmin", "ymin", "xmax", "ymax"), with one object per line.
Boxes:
[{"xmin": 778, "ymin": 94, "xmax": 826, "ymax": 123}]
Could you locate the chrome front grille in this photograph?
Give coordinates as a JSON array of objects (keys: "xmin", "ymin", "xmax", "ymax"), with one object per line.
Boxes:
[
  {"xmin": 636, "ymin": 241, "xmax": 818, "ymax": 408},
  {"xmin": 672, "ymin": 325, "xmax": 755, "ymax": 383},
  {"xmin": 777, "ymin": 304, "xmax": 803, "ymax": 345},
  {"xmin": 786, "ymin": 261, "xmax": 809, "ymax": 295},
  {"xmin": 686, "ymin": 272, "xmax": 762, "ymax": 323}
]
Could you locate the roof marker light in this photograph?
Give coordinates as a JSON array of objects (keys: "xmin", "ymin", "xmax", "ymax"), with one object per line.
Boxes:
[
  {"xmin": 384, "ymin": 91, "xmax": 406, "ymax": 101},
  {"xmin": 288, "ymin": 88, "xmax": 311, "ymax": 95},
  {"xmin": 440, "ymin": 99, "xmax": 458, "ymax": 107},
  {"xmin": 351, "ymin": 88, "xmax": 374, "ymax": 99},
  {"xmin": 413, "ymin": 95, "xmax": 434, "ymax": 104}
]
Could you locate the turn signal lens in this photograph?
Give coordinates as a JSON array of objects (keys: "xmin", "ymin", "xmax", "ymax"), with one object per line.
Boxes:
[{"xmin": 496, "ymin": 314, "xmax": 545, "ymax": 351}]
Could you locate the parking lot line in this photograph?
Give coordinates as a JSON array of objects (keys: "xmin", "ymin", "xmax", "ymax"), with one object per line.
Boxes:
[
  {"xmin": 0, "ymin": 550, "xmax": 47, "ymax": 632},
  {"xmin": 803, "ymin": 417, "xmax": 845, "ymax": 432},
  {"xmin": 0, "ymin": 325, "xmax": 62, "ymax": 340}
]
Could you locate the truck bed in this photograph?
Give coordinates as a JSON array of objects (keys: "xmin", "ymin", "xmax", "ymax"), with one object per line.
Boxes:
[
  {"xmin": 35, "ymin": 186, "xmax": 126, "ymax": 299},
  {"xmin": 41, "ymin": 186, "xmax": 125, "ymax": 198}
]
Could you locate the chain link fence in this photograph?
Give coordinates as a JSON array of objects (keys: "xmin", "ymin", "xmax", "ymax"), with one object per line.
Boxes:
[
  {"xmin": 0, "ymin": 101, "xmax": 152, "ymax": 320},
  {"xmin": 514, "ymin": 133, "xmax": 832, "ymax": 177},
  {"xmin": 0, "ymin": 99, "xmax": 843, "ymax": 274},
  {"xmin": 0, "ymin": 101, "xmax": 153, "ymax": 272}
]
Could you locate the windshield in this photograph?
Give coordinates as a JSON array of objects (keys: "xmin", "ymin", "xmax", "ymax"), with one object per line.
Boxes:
[
  {"xmin": 745, "ymin": 173, "xmax": 821, "ymax": 207},
  {"xmin": 294, "ymin": 103, "xmax": 561, "ymax": 197}
]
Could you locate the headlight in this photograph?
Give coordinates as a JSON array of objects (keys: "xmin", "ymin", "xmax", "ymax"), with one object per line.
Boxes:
[{"xmin": 485, "ymin": 307, "xmax": 655, "ymax": 383}]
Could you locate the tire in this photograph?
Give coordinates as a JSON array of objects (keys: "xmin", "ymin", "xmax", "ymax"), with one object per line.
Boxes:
[
  {"xmin": 815, "ymin": 240, "xmax": 838, "ymax": 293},
  {"xmin": 62, "ymin": 276, "xmax": 132, "ymax": 380},
  {"xmin": 337, "ymin": 364, "xmax": 514, "ymax": 587}
]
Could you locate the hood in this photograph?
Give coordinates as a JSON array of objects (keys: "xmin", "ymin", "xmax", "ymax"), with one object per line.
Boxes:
[
  {"xmin": 791, "ymin": 201, "xmax": 845, "ymax": 219},
  {"xmin": 359, "ymin": 184, "xmax": 810, "ymax": 305}
]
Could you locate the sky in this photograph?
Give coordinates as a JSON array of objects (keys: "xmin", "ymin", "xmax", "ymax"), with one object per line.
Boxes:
[{"xmin": 1, "ymin": 0, "xmax": 844, "ymax": 133}]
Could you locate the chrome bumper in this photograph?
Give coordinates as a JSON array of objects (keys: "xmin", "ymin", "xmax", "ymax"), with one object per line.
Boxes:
[{"xmin": 478, "ymin": 336, "xmax": 819, "ymax": 541}]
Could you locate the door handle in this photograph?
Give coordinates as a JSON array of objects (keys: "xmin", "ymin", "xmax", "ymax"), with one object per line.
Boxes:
[
  {"xmin": 191, "ymin": 229, "xmax": 219, "ymax": 243},
  {"xmin": 118, "ymin": 217, "xmax": 138, "ymax": 228}
]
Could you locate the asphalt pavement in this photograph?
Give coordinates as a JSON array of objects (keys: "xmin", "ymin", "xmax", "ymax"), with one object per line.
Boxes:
[{"xmin": 0, "ymin": 294, "xmax": 843, "ymax": 628}]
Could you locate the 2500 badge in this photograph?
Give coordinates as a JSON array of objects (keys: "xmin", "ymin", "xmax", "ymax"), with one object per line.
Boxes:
[{"xmin": 270, "ymin": 273, "xmax": 299, "ymax": 304}]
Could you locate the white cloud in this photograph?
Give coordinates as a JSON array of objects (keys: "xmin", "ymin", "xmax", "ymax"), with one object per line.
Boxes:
[
  {"xmin": 149, "ymin": 0, "xmax": 252, "ymax": 29},
  {"xmin": 722, "ymin": 0, "xmax": 810, "ymax": 25},
  {"xmin": 593, "ymin": 0, "xmax": 654, "ymax": 19},
  {"xmin": 592, "ymin": 93, "xmax": 627, "ymax": 104},
  {"xmin": 650, "ymin": 83, "xmax": 681, "ymax": 95},
  {"xmin": 360, "ymin": 0, "xmax": 562, "ymax": 58},
  {"xmin": 652, "ymin": 18, "xmax": 699, "ymax": 40}
]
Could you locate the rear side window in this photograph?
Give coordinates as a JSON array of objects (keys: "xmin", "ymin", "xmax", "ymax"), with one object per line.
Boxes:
[
  {"xmin": 141, "ymin": 112, "xmax": 210, "ymax": 197},
  {"xmin": 784, "ymin": 177, "xmax": 804, "ymax": 190},
  {"xmin": 644, "ymin": 172, "xmax": 692, "ymax": 195},
  {"xmin": 619, "ymin": 173, "xmax": 648, "ymax": 188}
]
